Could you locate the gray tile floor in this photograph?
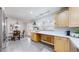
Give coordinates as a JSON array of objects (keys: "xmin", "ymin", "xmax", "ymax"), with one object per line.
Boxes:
[{"xmin": 2, "ymin": 37, "xmax": 53, "ymax": 52}]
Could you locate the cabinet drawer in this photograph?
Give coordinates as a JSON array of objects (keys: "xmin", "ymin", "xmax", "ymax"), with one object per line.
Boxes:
[
  {"xmin": 41, "ymin": 34, "xmax": 46, "ymax": 40},
  {"xmin": 41, "ymin": 35, "xmax": 51, "ymax": 43},
  {"xmin": 45, "ymin": 35, "xmax": 51, "ymax": 43}
]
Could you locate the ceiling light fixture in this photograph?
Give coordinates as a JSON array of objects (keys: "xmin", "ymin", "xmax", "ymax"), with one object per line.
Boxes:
[{"xmin": 30, "ymin": 11, "xmax": 33, "ymax": 14}]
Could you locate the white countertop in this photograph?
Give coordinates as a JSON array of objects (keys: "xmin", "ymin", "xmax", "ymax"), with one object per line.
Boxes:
[{"xmin": 32, "ymin": 31, "xmax": 79, "ymax": 49}]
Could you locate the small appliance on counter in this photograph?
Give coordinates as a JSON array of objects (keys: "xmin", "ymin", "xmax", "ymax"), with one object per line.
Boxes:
[{"xmin": 66, "ymin": 30, "xmax": 70, "ymax": 36}]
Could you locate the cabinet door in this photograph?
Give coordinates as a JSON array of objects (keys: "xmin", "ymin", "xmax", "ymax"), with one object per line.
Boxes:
[
  {"xmin": 54, "ymin": 36, "xmax": 70, "ymax": 52},
  {"xmin": 69, "ymin": 7, "xmax": 79, "ymax": 27},
  {"xmin": 54, "ymin": 36, "xmax": 65, "ymax": 52},
  {"xmin": 63, "ymin": 38, "xmax": 70, "ymax": 52},
  {"xmin": 31, "ymin": 33, "xmax": 41, "ymax": 42},
  {"xmin": 55, "ymin": 11, "xmax": 69, "ymax": 27}
]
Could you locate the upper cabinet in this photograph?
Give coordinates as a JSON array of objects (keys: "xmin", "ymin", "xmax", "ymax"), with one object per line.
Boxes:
[
  {"xmin": 55, "ymin": 10, "xmax": 69, "ymax": 27},
  {"xmin": 69, "ymin": 8, "xmax": 79, "ymax": 27},
  {"xmin": 55, "ymin": 7, "xmax": 79, "ymax": 27}
]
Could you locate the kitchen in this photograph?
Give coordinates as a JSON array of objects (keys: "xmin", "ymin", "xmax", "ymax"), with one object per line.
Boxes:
[{"xmin": 0, "ymin": 7, "xmax": 79, "ymax": 52}]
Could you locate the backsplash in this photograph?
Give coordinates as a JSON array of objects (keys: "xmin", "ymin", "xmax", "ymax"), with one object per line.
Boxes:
[{"xmin": 33, "ymin": 14, "xmax": 55, "ymax": 31}]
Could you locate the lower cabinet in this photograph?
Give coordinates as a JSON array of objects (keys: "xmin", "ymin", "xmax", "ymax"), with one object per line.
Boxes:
[
  {"xmin": 31, "ymin": 32, "xmax": 78, "ymax": 52},
  {"xmin": 31, "ymin": 33, "xmax": 41, "ymax": 42},
  {"xmin": 42, "ymin": 35, "xmax": 51, "ymax": 43},
  {"xmin": 41, "ymin": 34, "xmax": 54, "ymax": 45},
  {"xmin": 54, "ymin": 36, "xmax": 78, "ymax": 52},
  {"xmin": 50, "ymin": 36, "xmax": 54, "ymax": 44},
  {"xmin": 54, "ymin": 36, "xmax": 70, "ymax": 52}
]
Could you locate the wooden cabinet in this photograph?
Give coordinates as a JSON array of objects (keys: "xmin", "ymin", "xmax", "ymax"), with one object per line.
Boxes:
[
  {"xmin": 41, "ymin": 34, "xmax": 47, "ymax": 41},
  {"xmin": 41, "ymin": 35, "xmax": 51, "ymax": 43},
  {"xmin": 45, "ymin": 35, "xmax": 51, "ymax": 43},
  {"xmin": 54, "ymin": 36, "xmax": 78, "ymax": 52},
  {"xmin": 54, "ymin": 36, "xmax": 64, "ymax": 52},
  {"xmin": 31, "ymin": 32, "xmax": 78, "ymax": 52},
  {"xmin": 31, "ymin": 33, "xmax": 41, "ymax": 42},
  {"xmin": 50, "ymin": 36, "xmax": 54, "ymax": 44},
  {"xmin": 41, "ymin": 34, "xmax": 54, "ymax": 45},
  {"xmin": 55, "ymin": 7, "xmax": 79, "ymax": 27},
  {"xmin": 54, "ymin": 36, "xmax": 70, "ymax": 52},
  {"xmin": 55, "ymin": 10, "xmax": 69, "ymax": 27},
  {"xmin": 69, "ymin": 7, "xmax": 79, "ymax": 27}
]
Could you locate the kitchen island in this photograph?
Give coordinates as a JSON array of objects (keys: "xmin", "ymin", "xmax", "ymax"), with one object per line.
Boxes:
[{"xmin": 31, "ymin": 31, "xmax": 79, "ymax": 52}]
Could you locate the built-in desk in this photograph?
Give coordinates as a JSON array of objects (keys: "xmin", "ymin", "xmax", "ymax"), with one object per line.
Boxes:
[{"xmin": 31, "ymin": 31, "xmax": 79, "ymax": 52}]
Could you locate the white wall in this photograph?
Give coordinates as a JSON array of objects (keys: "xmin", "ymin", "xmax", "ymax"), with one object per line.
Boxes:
[
  {"xmin": 35, "ymin": 14, "xmax": 55, "ymax": 31},
  {"xmin": 26, "ymin": 22, "xmax": 33, "ymax": 36}
]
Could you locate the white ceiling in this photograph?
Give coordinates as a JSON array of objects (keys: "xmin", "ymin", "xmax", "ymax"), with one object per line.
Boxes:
[{"xmin": 5, "ymin": 7, "xmax": 61, "ymax": 21}]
